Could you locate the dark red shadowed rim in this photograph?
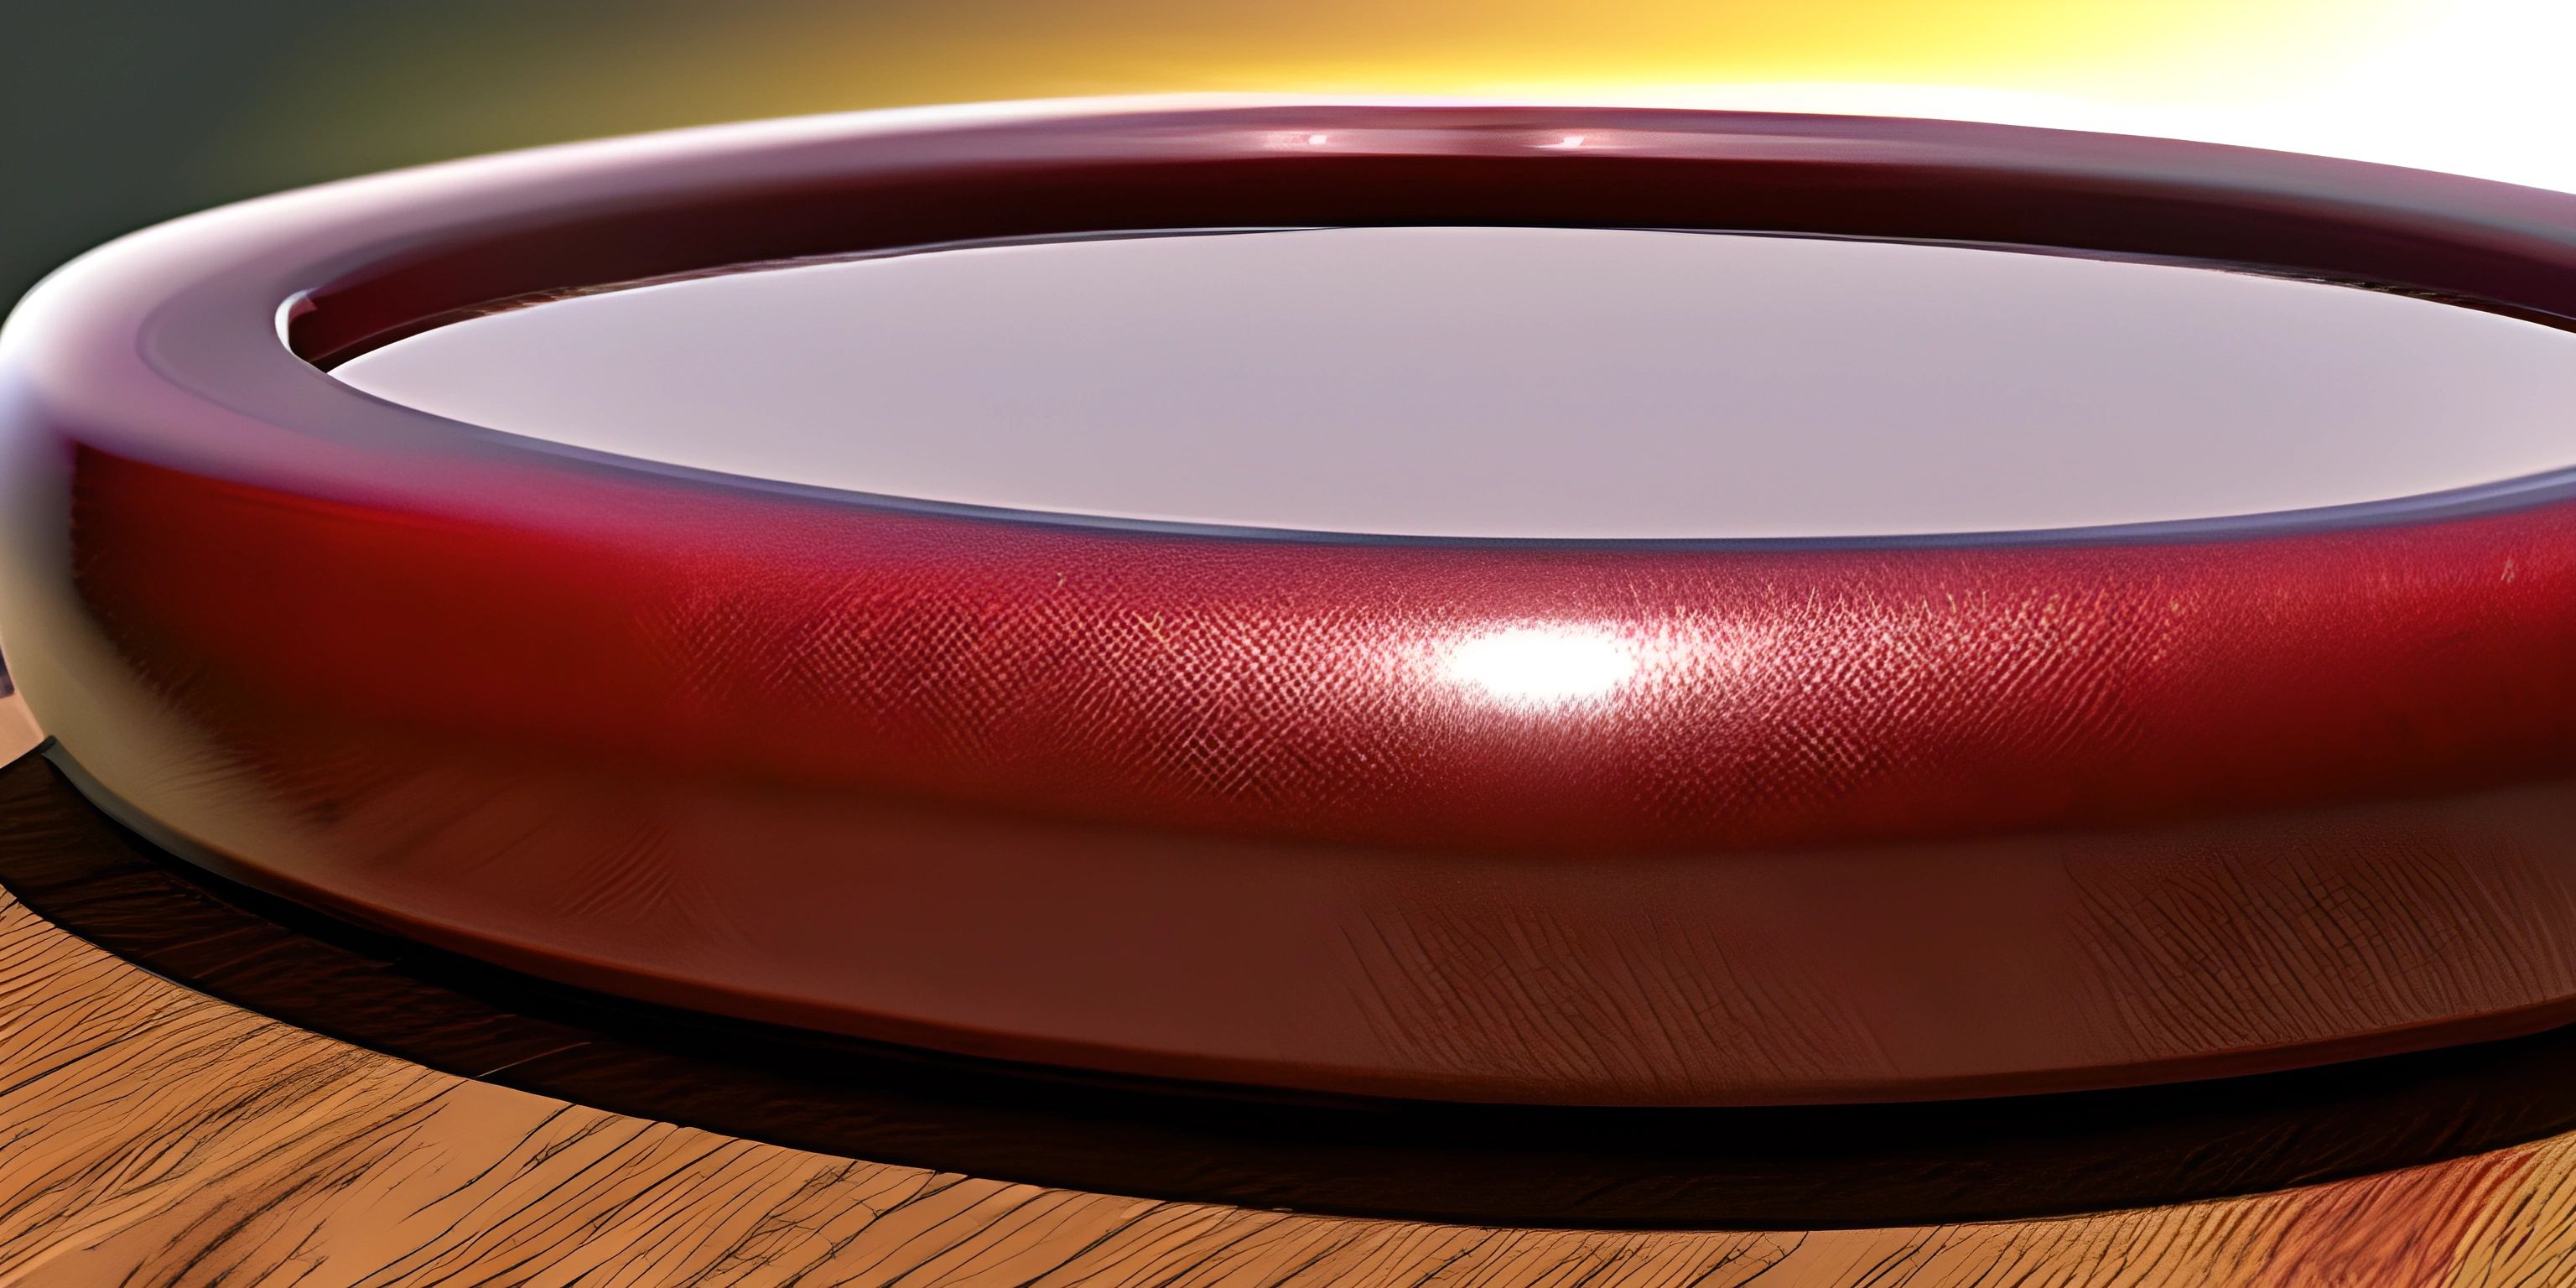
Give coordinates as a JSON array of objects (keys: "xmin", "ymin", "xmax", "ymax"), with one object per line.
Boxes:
[{"xmin": 11, "ymin": 99, "xmax": 2576, "ymax": 1108}]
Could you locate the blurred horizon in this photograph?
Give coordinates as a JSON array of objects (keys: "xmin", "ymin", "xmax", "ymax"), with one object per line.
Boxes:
[{"xmin": 8, "ymin": 0, "xmax": 2573, "ymax": 307}]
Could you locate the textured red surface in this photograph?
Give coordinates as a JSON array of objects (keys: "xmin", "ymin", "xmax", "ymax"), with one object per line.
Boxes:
[
  {"xmin": 14, "ymin": 103, "xmax": 2576, "ymax": 1104},
  {"xmin": 67, "ymin": 449, "xmax": 2576, "ymax": 857}
]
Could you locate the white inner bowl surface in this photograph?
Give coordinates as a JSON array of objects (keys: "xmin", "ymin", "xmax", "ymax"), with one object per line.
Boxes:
[{"xmin": 334, "ymin": 226, "xmax": 2576, "ymax": 538}]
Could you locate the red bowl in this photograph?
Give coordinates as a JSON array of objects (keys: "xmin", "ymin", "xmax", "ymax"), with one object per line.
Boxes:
[{"xmin": 11, "ymin": 100, "xmax": 2576, "ymax": 1105}]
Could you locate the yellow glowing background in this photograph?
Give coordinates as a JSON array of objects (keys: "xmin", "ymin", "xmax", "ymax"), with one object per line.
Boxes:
[
  {"xmin": 10, "ymin": 1, "xmax": 2576, "ymax": 305},
  {"xmin": 226, "ymin": 0, "xmax": 2576, "ymax": 190}
]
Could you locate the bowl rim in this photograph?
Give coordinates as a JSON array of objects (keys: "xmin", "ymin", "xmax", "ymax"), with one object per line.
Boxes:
[{"xmin": 19, "ymin": 93, "xmax": 2576, "ymax": 550}]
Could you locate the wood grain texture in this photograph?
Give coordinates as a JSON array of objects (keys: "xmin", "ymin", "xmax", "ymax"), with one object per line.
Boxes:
[{"xmin": 3, "ymin": 878, "xmax": 2576, "ymax": 1285}]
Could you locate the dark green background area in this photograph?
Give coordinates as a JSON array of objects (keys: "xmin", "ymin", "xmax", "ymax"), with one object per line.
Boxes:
[
  {"xmin": 4, "ymin": 3, "xmax": 781, "ymax": 306},
  {"xmin": 10, "ymin": 1, "xmax": 1136, "ymax": 309}
]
